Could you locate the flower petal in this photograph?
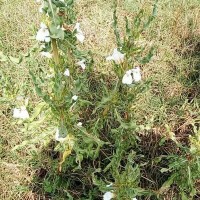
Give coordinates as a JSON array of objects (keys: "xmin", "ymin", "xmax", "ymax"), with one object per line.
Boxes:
[
  {"xmin": 132, "ymin": 67, "xmax": 141, "ymax": 82},
  {"xmin": 103, "ymin": 192, "xmax": 114, "ymax": 200},
  {"xmin": 76, "ymin": 60, "xmax": 86, "ymax": 70},
  {"xmin": 74, "ymin": 23, "xmax": 85, "ymax": 43},
  {"xmin": 55, "ymin": 128, "xmax": 66, "ymax": 142},
  {"xmin": 77, "ymin": 122, "xmax": 82, "ymax": 127},
  {"xmin": 13, "ymin": 107, "xmax": 29, "ymax": 119},
  {"xmin": 64, "ymin": 69, "xmax": 70, "ymax": 76},
  {"xmin": 106, "ymin": 48, "xmax": 125, "ymax": 64},
  {"xmin": 76, "ymin": 33, "xmax": 85, "ymax": 43},
  {"xmin": 122, "ymin": 72, "xmax": 133, "ymax": 85},
  {"xmin": 36, "ymin": 23, "xmax": 50, "ymax": 43},
  {"xmin": 72, "ymin": 95, "xmax": 78, "ymax": 101}
]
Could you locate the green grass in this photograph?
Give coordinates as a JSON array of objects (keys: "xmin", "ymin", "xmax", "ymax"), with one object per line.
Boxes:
[{"xmin": 0, "ymin": 0, "xmax": 200, "ymax": 199}]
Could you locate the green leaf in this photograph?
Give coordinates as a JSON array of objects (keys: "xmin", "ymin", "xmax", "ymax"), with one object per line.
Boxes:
[
  {"xmin": 67, "ymin": 0, "xmax": 74, "ymax": 6},
  {"xmin": 29, "ymin": 102, "xmax": 47, "ymax": 122},
  {"xmin": 140, "ymin": 47, "xmax": 154, "ymax": 64},
  {"xmin": 159, "ymin": 174, "xmax": 176, "ymax": 193},
  {"xmin": 35, "ymin": 86, "xmax": 43, "ymax": 97},
  {"xmin": 152, "ymin": 0, "xmax": 158, "ymax": 17},
  {"xmin": 52, "ymin": 0, "xmax": 65, "ymax": 7},
  {"xmin": 181, "ymin": 192, "xmax": 189, "ymax": 200},
  {"xmin": 9, "ymin": 56, "xmax": 22, "ymax": 64},
  {"xmin": 0, "ymin": 51, "xmax": 8, "ymax": 62},
  {"xmin": 159, "ymin": 137, "xmax": 166, "ymax": 146},
  {"xmin": 113, "ymin": 4, "xmax": 122, "ymax": 47},
  {"xmin": 44, "ymin": 180, "xmax": 53, "ymax": 193},
  {"xmin": 49, "ymin": 24, "xmax": 65, "ymax": 40}
]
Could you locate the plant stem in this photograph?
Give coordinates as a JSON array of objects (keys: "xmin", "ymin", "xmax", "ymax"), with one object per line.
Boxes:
[
  {"xmin": 48, "ymin": 0, "xmax": 56, "ymax": 24},
  {"xmin": 52, "ymin": 39, "xmax": 60, "ymax": 65}
]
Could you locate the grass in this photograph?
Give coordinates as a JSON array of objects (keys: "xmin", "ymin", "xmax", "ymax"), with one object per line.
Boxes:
[{"xmin": 0, "ymin": 0, "xmax": 200, "ymax": 199}]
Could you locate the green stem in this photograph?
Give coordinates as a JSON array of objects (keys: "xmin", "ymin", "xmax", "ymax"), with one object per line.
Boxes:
[
  {"xmin": 48, "ymin": 0, "xmax": 56, "ymax": 24},
  {"xmin": 52, "ymin": 39, "xmax": 60, "ymax": 65}
]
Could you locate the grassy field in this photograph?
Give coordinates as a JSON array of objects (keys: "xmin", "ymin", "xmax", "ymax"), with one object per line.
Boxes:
[{"xmin": 0, "ymin": 0, "xmax": 200, "ymax": 199}]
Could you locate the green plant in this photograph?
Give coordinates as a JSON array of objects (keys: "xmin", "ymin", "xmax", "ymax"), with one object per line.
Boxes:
[
  {"xmin": 12, "ymin": 0, "xmax": 167, "ymax": 199},
  {"xmin": 158, "ymin": 124, "xmax": 200, "ymax": 200}
]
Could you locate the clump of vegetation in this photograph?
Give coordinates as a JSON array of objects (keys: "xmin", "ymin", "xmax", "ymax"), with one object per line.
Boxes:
[{"xmin": 0, "ymin": 0, "xmax": 200, "ymax": 199}]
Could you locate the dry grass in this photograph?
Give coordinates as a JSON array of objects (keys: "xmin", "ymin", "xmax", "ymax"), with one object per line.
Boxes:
[
  {"xmin": 0, "ymin": 0, "xmax": 200, "ymax": 199},
  {"xmin": 0, "ymin": 0, "xmax": 39, "ymax": 54},
  {"xmin": 0, "ymin": 0, "xmax": 40, "ymax": 199}
]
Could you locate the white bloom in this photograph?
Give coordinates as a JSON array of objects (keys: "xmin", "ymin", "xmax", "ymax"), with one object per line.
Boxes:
[
  {"xmin": 77, "ymin": 122, "xmax": 82, "ymax": 127},
  {"xmin": 103, "ymin": 191, "xmax": 114, "ymax": 200},
  {"xmin": 132, "ymin": 67, "xmax": 141, "ymax": 82},
  {"xmin": 40, "ymin": 51, "xmax": 52, "ymax": 58},
  {"xmin": 13, "ymin": 106, "xmax": 29, "ymax": 119},
  {"xmin": 55, "ymin": 128, "xmax": 66, "ymax": 142},
  {"xmin": 106, "ymin": 48, "xmax": 125, "ymax": 64},
  {"xmin": 76, "ymin": 59, "xmax": 86, "ymax": 70},
  {"xmin": 122, "ymin": 67, "xmax": 142, "ymax": 85},
  {"xmin": 39, "ymin": 4, "xmax": 44, "ymax": 13},
  {"xmin": 74, "ymin": 23, "xmax": 85, "ymax": 43},
  {"xmin": 36, "ymin": 23, "xmax": 50, "ymax": 43},
  {"xmin": 72, "ymin": 95, "xmax": 78, "ymax": 101},
  {"xmin": 122, "ymin": 70, "xmax": 133, "ymax": 85},
  {"xmin": 35, "ymin": 0, "xmax": 41, "ymax": 3},
  {"xmin": 64, "ymin": 69, "xmax": 70, "ymax": 76},
  {"xmin": 132, "ymin": 198, "xmax": 137, "ymax": 200}
]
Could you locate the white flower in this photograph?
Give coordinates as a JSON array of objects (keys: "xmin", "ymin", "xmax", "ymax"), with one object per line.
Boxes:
[
  {"xmin": 132, "ymin": 198, "xmax": 138, "ymax": 200},
  {"xmin": 36, "ymin": 23, "xmax": 50, "ymax": 43},
  {"xmin": 40, "ymin": 51, "xmax": 52, "ymax": 58},
  {"xmin": 35, "ymin": 0, "xmax": 41, "ymax": 3},
  {"xmin": 55, "ymin": 128, "xmax": 66, "ymax": 142},
  {"xmin": 13, "ymin": 106, "xmax": 29, "ymax": 119},
  {"xmin": 103, "ymin": 191, "xmax": 114, "ymax": 200},
  {"xmin": 39, "ymin": 4, "xmax": 44, "ymax": 13},
  {"xmin": 122, "ymin": 67, "xmax": 142, "ymax": 85},
  {"xmin": 72, "ymin": 95, "xmax": 78, "ymax": 101},
  {"xmin": 132, "ymin": 67, "xmax": 141, "ymax": 82},
  {"xmin": 122, "ymin": 70, "xmax": 133, "ymax": 85},
  {"xmin": 106, "ymin": 48, "xmax": 125, "ymax": 64},
  {"xmin": 76, "ymin": 59, "xmax": 86, "ymax": 70},
  {"xmin": 64, "ymin": 69, "xmax": 70, "ymax": 76},
  {"xmin": 77, "ymin": 122, "xmax": 82, "ymax": 127},
  {"xmin": 74, "ymin": 23, "xmax": 85, "ymax": 43}
]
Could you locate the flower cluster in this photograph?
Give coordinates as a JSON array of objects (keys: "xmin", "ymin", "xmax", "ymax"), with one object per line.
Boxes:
[{"xmin": 106, "ymin": 48, "xmax": 142, "ymax": 85}]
